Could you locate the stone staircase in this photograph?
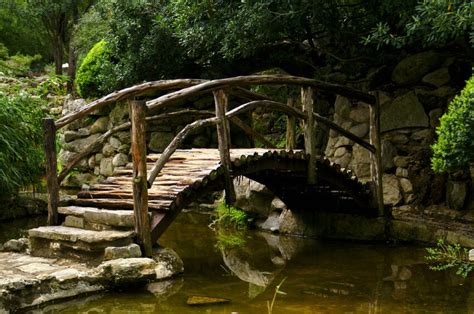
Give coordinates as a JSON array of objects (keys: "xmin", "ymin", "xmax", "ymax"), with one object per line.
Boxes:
[{"xmin": 28, "ymin": 206, "xmax": 142, "ymax": 264}]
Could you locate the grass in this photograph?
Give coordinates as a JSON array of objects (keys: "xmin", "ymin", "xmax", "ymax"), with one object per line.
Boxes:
[{"xmin": 209, "ymin": 200, "xmax": 250, "ymax": 230}]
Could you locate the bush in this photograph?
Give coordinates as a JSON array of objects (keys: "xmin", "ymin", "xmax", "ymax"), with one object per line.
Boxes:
[
  {"xmin": 432, "ymin": 76, "xmax": 474, "ymax": 173},
  {"xmin": 0, "ymin": 93, "xmax": 45, "ymax": 199},
  {"xmin": 76, "ymin": 40, "xmax": 112, "ymax": 98},
  {"xmin": 0, "ymin": 43, "xmax": 8, "ymax": 60}
]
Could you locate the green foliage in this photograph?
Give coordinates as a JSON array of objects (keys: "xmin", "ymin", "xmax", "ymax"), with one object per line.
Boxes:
[
  {"xmin": 364, "ymin": 0, "xmax": 474, "ymax": 49},
  {"xmin": 76, "ymin": 40, "xmax": 111, "ymax": 98},
  {"xmin": 0, "ymin": 54, "xmax": 42, "ymax": 76},
  {"xmin": 35, "ymin": 74, "xmax": 68, "ymax": 97},
  {"xmin": 210, "ymin": 200, "xmax": 250, "ymax": 230},
  {"xmin": 426, "ymin": 239, "xmax": 473, "ymax": 278},
  {"xmin": 0, "ymin": 93, "xmax": 46, "ymax": 199},
  {"xmin": 431, "ymin": 75, "xmax": 474, "ymax": 173},
  {"xmin": 0, "ymin": 42, "xmax": 8, "ymax": 60}
]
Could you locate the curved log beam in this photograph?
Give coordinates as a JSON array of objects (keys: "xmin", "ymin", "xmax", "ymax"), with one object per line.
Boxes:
[
  {"xmin": 147, "ymin": 117, "xmax": 218, "ymax": 188},
  {"xmin": 56, "ymin": 79, "xmax": 207, "ymax": 129},
  {"xmin": 146, "ymin": 75, "xmax": 376, "ymax": 111}
]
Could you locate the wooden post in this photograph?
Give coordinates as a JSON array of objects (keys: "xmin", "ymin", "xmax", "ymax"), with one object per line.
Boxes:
[
  {"xmin": 302, "ymin": 87, "xmax": 316, "ymax": 185},
  {"xmin": 43, "ymin": 118, "xmax": 59, "ymax": 225},
  {"xmin": 214, "ymin": 89, "xmax": 236, "ymax": 204},
  {"xmin": 285, "ymin": 97, "xmax": 296, "ymax": 150},
  {"xmin": 129, "ymin": 99, "xmax": 153, "ymax": 257},
  {"xmin": 369, "ymin": 91, "xmax": 384, "ymax": 217}
]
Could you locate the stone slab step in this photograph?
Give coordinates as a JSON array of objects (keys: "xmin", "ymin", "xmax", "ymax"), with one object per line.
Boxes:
[
  {"xmin": 58, "ymin": 206, "xmax": 135, "ymax": 228},
  {"xmin": 29, "ymin": 226, "xmax": 134, "ymax": 244},
  {"xmin": 28, "ymin": 226, "xmax": 135, "ymax": 259}
]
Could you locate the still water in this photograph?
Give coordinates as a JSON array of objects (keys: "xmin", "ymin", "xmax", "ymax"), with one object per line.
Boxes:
[{"xmin": 3, "ymin": 213, "xmax": 472, "ymax": 313}]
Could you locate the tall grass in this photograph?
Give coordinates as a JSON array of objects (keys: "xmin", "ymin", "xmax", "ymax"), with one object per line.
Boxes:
[{"xmin": 0, "ymin": 93, "xmax": 46, "ymax": 199}]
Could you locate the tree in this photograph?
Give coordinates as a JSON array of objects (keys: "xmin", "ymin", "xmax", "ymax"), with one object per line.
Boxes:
[
  {"xmin": 432, "ymin": 75, "xmax": 474, "ymax": 173},
  {"xmin": 27, "ymin": 0, "xmax": 96, "ymax": 75}
]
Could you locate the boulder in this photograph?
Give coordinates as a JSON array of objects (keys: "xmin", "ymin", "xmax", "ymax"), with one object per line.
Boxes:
[
  {"xmin": 90, "ymin": 117, "xmax": 109, "ymax": 134},
  {"xmin": 95, "ymin": 258, "xmax": 156, "ymax": 285},
  {"xmin": 350, "ymin": 145, "xmax": 371, "ymax": 178},
  {"xmin": 279, "ymin": 209, "xmax": 306, "ymax": 236},
  {"xmin": 99, "ymin": 158, "xmax": 114, "ymax": 177},
  {"xmin": 108, "ymin": 137, "xmax": 121, "ymax": 149},
  {"xmin": 102, "ymin": 144, "xmax": 115, "ymax": 157},
  {"xmin": 349, "ymin": 103, "xmax": 369, "ymax": 123},
  {"xmin": 62, "ymin": 96, "xmax": 87, "ymax": 116},
  {"xmin": 149, "ymin": 132, "xmax": 175, "ymax": 152},
  {"xmin": 393, "ymin": 156, "xmax": 410, "ymax": 168},
  {"xmin": 62, "ymin": 134, "xmax": 101, "ymax": 153},
  {"xmin": 381, "ymin": 140, "xmax": 396, "ymax": 171},
  {"xmin": 63, "ymin": 128, "xmax": 90, "ymax": 143},
  {"xmin": 258, "ymin": 211, "xmax": 281, "ymax": 232},
  {"xmin": 109, "ymin": 103, "xmax": 129, "ymax": 126},
  {"xmin": 334, "ymin": 147, "xmax": 348, "ymax": 158},
  {"xmin": 234, "ymin": 178, "xmax": 274, "ymax": 217},
  {"xmin": 2, "ymin": 238, "xmax": 28, "ymax": 253},
  {"xmin": 349, "ymin": 123, "xmax": 369, "ymax": 138},
  {"xmin": 103, "ymin": 244, "xmax": 142, "ymax": 260},
  {"xmin": 112, "ymin": 153, "xmax": 128, "ymax": 167},
  {"xmin": 380, "ymin": 92, "xmax": 429, "ymax": 132},
  {"xmin": 382, "ymin": 174, "xmax": 402, "ymax": 206},
  {"xmin": 422, "ymin": 67, "xmax": 450, "ymax": 87},
  {"xmin": 61, "ymin": 173, "xmax": 98, "ymax": 188},
  {"xmin": 447, "ymin": 180, "xmax": 468, "ymax": 210},
  {"xmin": 152, "ymin": 247, "xmax": 184, "ymax": 280},
  {"xmin": 396, "ymin": 167, "xmax": 409, "ymax": 178},
  {"xmin": 429, "ymin": 108, "xmax": 443, "ymax": 128},
  {"xmin": 399, "ymin": 178, "xmax": 413, "ymax": 194},
  {"xmin": 391, "ymin": 51, "xmax": 442, "ymax": 85},
  {"xmin": 334, "ymin": 96, "xmax": 351, "ymax": 118}
]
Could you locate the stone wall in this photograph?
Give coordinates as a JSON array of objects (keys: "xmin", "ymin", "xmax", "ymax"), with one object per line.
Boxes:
[{"xmin": 324, "ymin": 51, "xmax": 472, "ymax": 211}]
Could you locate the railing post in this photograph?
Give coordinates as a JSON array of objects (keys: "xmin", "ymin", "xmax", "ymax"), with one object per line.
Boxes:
[
  {"xmin": 213, "ymin": 89, "xmax": 236, "ymax": 204},
  {"xmin": 369, "ymin": 91, "xmax": 385, "ymax": 217},
  {"xmin": 285, "ymin": 97, "xmax": 296, "ymax": 150},
  {"xmin": 43, "ymin": 118, "xmax": 59, "ymax": 225},
  {"xmin": 129, "ymin": 98, "xmax": 153, "ymax": 257},
  {"xmin": 302, "ymin": 87, "xmax": 317, "ymax": 185}
]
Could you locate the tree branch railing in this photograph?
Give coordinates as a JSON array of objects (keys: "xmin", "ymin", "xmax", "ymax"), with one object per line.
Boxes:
[{"xmin": 42, "ymin": 74, "xmax": 383, "ymax": 256}]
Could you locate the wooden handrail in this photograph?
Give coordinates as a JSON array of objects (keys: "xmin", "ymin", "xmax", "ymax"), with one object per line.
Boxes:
[
  {"xmin": 56, "ymin": 79, "xmax": 207, "ymax": 129},
  {"xmin": 146, "ymin": 75, "xmax": 376, "ymax": 111}
]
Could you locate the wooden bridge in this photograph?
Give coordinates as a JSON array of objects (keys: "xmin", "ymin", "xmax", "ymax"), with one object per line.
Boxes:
[{"xmin": 41, "ymin": 75, "xmax": 384, "ymax": 257}]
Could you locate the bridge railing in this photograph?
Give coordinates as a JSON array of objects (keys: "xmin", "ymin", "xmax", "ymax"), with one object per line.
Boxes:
[{"xmin": 42, "ymin": 75, "xmax": 382, "ymax": 256}]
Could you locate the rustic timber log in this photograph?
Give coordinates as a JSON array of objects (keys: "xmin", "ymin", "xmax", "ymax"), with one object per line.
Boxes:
[
  {"xmin": 129, "ymin": 99, "xmax": 152, "ymax": 257},
  {"xmin": 214, "ymin": 89, "xmax": 236, "ymax": 204},
  {"xmin": 369, "ymin": 91, "xmax": 385, "ymax": 218},
  {"xmin": 146, "ymin": 75, "xmax": 376, "ymax": 111},
  {"xmin": 286, "ymin": 98, "xmax": 297, "ymax": 150},
  {"xmin": 43, "ymin": 118, "xmax": 59, "ymax": 225},
  {"xmin": 56, "ymin": 79, "xmax": 206, "ymax": 129},
  {"xmin": 302, "ymin": 87, "xmax": 317, "ymax": 185}
]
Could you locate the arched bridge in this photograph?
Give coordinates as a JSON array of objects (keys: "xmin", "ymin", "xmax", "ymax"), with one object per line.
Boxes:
[{"xmin": 41, "ymin": 75, "xmax": 385, "ymax": 257}]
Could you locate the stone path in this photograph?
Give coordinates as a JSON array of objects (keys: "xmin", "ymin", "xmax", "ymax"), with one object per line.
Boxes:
[{"xmin": 0, "ymin": 247, "xmax": 183, "ymax": 313}]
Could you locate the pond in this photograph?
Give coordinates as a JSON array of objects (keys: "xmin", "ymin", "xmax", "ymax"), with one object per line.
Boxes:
[{"xmin": 2, "ymin": 212, "xmax": 472, "ymax": 313}]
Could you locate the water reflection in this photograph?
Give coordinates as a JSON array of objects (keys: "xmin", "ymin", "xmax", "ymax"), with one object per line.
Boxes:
[{"xmin": 15, "ymin": 212, "xmax": 474, "ymax": 313}]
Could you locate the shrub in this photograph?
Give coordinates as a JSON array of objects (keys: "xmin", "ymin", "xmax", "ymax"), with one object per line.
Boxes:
[
  {"xmin": 76, "ymin": 40, "xmax": 112, "ymax": 98},
  {"xmin": 209, "ymin": 200, "xmax": 250, "ymax": 230},
  {"xmin": 0, "ymin": 43, "xmax": 8, "ymax": 60},
  {"xmin": 431, "ymin": 76, "xmax": 474, "ymax": 173},
  {"xmin": 0, "ymin": 93, "xmax": 45, "ymax": 199}
]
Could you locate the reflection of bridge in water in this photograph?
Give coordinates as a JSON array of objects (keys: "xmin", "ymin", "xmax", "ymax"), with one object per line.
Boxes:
[{"xmin": 36, "ymin": 75, "xmax": 386, "ymax": 257}]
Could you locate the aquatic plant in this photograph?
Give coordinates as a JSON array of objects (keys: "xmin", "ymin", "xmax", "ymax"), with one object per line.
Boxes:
[
  {"xmin": 209, "ymin": 200, "xmax": 250, "ymax": 230},
  {"xmin": 425, "ymin": 239, "xmax": 473, "ymax": 278},
  {"xmin": 267, "ymin": 277, "xmax": 287, "ymax": 314}
]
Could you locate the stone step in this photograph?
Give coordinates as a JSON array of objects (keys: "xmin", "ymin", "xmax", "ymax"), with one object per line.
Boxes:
[
  {"xmin": 58, "ymin": 206, "xmax": 135, "ymax": 230},
  {"xmin": 28, "ymin": 226, "xmax": 135, "ymax": 260}
]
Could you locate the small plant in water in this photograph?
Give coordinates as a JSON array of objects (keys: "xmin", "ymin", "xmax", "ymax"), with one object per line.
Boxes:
[
  {"xmin": 209, "ymin": 200, "xmax": 250, "ymax": 230},
  {"xmin": 267, "ymin": 277, "xmax": 287, "ymax": 314},
  {"xmin": 425, "ymin": 239, "xmax": 474, "ymax": 278}
]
